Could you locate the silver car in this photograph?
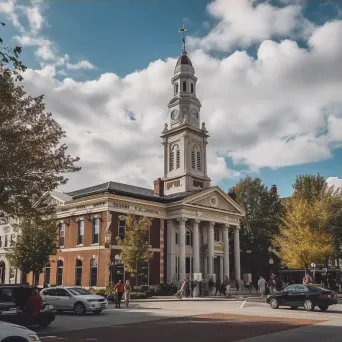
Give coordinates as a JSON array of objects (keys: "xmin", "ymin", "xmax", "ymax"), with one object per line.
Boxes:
[
  {"xmin": 40, "ymin": 287, "xmax": 108, "ymax": 315},
  {"xmin": 0, "ymin": 321, "xmax": 41, "ymax": 341}
]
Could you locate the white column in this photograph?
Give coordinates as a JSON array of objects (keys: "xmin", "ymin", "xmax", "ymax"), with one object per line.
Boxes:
[
  {"xmin": 223, "ymin": 224, "xmax": 230, "ymax": 279},
  {"xmin": 192, "ymin": 220, "xmax": 200, "ymax": 274},
  {"xmin": 219, "ymin": 256, "xmax": 224, "ymax": 281},
  {"xmin": 208, "ymin": 222, "xmax": 215, "ymax": 276},
  {"xmin": 234, "ymin": 225, "xmax": 241, "ymax": 280},
  {"xmin": 177, "ymin": 218, "xmax": 187, "ymax": 281},
  {"xmin": 166, "ymin": 220, "xmax": 176, "ymax": 283}
]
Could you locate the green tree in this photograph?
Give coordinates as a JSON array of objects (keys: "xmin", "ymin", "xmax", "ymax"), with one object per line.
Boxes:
[
  {"xmin": 0, "ymin": 23, "xmax": 80, "ymax": 217},
  {"xmin": 7, "ymin": 214, "xmax": 58, "ymax": 284},
  {"xmin": 230, "ymin": 177, "xmax": 284, "ymax": 279},
  {"xmin": 116, "ymin": 215, "xmax": 153, "ymax": 284},
  {"xmin": 274, "ymin": 197, "xmax": 333, "ymax": 273},
  {"xmin": 292, "ymin": 173, "xmax": 342, "ymax": 259}
]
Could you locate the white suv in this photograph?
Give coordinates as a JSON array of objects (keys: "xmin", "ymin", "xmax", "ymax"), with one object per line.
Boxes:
[
  {"xmin": 0, "ymin": 321, "xmax": 41, "ymax": 341},
  {"xmin": 40, "ymin": 287, "xmax": 108, "ymax": 315}
]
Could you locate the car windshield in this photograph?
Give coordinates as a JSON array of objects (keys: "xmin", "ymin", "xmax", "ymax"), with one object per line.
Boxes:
[{"xmin": 67, "ymin": 288, "xmax": 92, "ymax": 296}]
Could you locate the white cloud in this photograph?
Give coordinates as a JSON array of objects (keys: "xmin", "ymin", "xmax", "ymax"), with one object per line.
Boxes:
[
  {"xmin": 26, "ymin": 5, "xmax": 44, "ymax": 33},
  {"xmin": 188, "ymin": 0, "xmax": 314, "ymax": 52},
  {"xmin": 327, "ymin": 177, "xmax": 342, "ymax": 190},
  {"xmin": 66, "ymin": 60, "xmax": 95, "ymax": 71},
  {"xmin": 2, "ymin": 0, "xmax": 342, "ymax": 192}
]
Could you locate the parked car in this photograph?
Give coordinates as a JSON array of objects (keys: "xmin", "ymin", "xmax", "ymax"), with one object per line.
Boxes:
[
  {"xmin": 0, "ymin": 321, "xmax": 41, "ymax": 342},
  {"xmin": 267, "ymin": 284, "xmax": 338, "ymax": 311},
  {"xmin": 0, "ymin": 284, "xmax": 55, "ymax": 328},
  {"xmin": 40, "ymin": 287, "xmax": 108, "ymax": 315}
]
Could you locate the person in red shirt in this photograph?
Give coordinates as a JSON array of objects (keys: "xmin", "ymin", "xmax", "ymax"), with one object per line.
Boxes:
[
  {"xmin": 114, "ymin": 280, "xmax": 124, "ymax": 308},
  {"xmin": 27, "ymin": 289, "xmax": 42, "ymax": 316}
]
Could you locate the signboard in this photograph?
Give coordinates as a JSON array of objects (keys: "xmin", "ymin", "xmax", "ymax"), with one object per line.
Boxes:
[{"xmin": 193, "ymin": 273, "xmax": 202, "ymax": 282}]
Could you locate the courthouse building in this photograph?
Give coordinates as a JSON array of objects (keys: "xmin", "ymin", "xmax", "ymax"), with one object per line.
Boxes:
[{"xmin": 29, "ymin": 40, "xmax": 245, "ymax": 288}]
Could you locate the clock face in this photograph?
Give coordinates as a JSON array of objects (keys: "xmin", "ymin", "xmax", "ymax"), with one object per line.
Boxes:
[
  {"xmin": 171, "ymin": 109, "xmax": 179, "ymax": 121},
  {"xmin": 182, "ymin": 106, "xmax": 188, "ymax": 114},
  {"xmin": 191, "ymin": 108, "xmax": 199, "ymax": 121}
]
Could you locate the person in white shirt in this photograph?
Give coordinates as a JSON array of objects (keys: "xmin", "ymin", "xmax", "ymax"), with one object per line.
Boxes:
[{"xmin": 258, "ymin": 276, "xmax": 267, "ymax": 298}]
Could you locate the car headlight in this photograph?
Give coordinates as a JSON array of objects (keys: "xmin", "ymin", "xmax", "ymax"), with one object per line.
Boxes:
[
  {"xmin": 28, "ymin": 334, "xmax": 41, "ymax": 341},
  {"xmin": 87, "ymin": 299, "xmax": 97, "ymax": 302}
]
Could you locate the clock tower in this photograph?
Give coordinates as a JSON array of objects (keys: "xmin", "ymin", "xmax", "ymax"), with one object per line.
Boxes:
[{"xmin": 161, "ymin": 29, "xmax": 211, "ymax": 195}]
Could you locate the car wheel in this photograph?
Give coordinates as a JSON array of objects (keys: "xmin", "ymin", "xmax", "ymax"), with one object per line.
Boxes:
[
  {"xmin": 39, "ymin": 320, "xmax": 52, "ymax": 328},
  {"xmin": 318, "ymin": 305, "xmax": 329, "ymax": 312},
  {"xmin": 269, "ymin": 298, "xmax": 279, "ymax": 309},
  {"xmin": 74, "ymin": 302, "xmax": 86, "ymax": 315},
  {"xmin": 290, "ymin": 306, "xmax": 298, "ymax": 310},
  {"xmin": 93, "ymin": 310, "xmax": 102, "ymax": 314},
  {"xmin": 303, "ymin": 299, "xmax": 314, "ymax": 311}
]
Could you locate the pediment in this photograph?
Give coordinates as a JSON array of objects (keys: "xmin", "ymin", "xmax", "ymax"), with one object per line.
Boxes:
[
  {"xmin": 34, "ymin": 191, "xmax": 72, "ymax": 209},
  {"xmin": 183, "ymin": 187, "xmax": 245, "ymax": 216}
]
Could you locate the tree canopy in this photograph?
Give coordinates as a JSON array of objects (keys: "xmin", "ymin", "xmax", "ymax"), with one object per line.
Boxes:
[
  {"xmin": 230, "ymin": 176, "xmax": 284, "ymax": 278},
  {"xmin": 6, "ymin": 214, "xmax": 58, "ymax": 281},
  {"xmin": 274, "ymin": 197, "xmax": 333, "ymax": 271},
  {"xmin": 116, "ymin": 215, "xmax": 153, "ymax": 278},
  {"xmin": 0, "ymin": 23, "xmax": 80, "ymax": 218}
]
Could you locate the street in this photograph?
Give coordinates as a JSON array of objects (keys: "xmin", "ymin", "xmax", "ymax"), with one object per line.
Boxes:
[{"xmin": 36, "ymin": 299, "xmax": 342, "ymax": 341}]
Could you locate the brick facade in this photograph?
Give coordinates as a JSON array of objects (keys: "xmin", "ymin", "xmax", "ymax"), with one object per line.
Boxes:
[{"xmin": 30, "ymin": 208, "xmax": 164, "ymax": 288}]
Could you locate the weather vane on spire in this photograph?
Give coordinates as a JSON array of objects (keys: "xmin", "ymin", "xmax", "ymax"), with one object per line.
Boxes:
[{"xmin": 179, "ymin": 25, "xmax": 187, "ymax": 54}]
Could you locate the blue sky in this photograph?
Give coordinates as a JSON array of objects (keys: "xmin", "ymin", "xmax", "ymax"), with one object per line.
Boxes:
[{"xmin": 1, "ymin": 0, "xmax": 342, "ymax": 197}]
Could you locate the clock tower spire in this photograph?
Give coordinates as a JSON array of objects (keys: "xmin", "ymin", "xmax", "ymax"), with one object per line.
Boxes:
[{"xmin": 160, "ymin": 28, "xmax": 211, "ymax": 195}]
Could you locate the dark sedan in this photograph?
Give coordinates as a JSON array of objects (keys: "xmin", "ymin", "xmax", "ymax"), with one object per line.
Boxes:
[{"xmin": 266, "ymin": 284, "xmax": 338, "ymax": 312}]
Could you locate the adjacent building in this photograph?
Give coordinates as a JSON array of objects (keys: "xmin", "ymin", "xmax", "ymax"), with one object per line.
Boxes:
[{"xmin": 28, "ymin": 38, "xmax": 246, "ymax": 288}]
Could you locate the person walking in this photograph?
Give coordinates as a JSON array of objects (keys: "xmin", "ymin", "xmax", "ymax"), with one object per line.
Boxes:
[
  {"xmin": 215, "ymin": 278, "xmax": 221, "ymax": 296},
  {"xmin": 224, "ymin": 277, "xmax": 231, "ymax": 297},
  {"xmin": 114, "ymin": 280, "xmax": 124, "ymax": 308},
  {"xmin": 235, "ymin": 279, "xmax": 240, "ymax": 295},
  {"xmin": 124, "ymin": 280, "xmax": 132, "ymax": 307},
  {"xmin": 258, "ymin": 276, "xmax": 267, "ymax": 298},
  {"xmin": 175, "ymin": 279, "xmax": 187, "ymax": 299}
]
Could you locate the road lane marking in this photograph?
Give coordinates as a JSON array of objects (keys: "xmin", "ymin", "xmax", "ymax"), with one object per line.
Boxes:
[{"xmin": 240, "ymin": 300, "xmax": 247, "ymax": 308}]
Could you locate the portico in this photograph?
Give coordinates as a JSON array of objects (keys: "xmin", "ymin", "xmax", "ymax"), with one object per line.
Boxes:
[{"xmin": 166, "ymin": 187, "xmax": 245, "ymax": 283}]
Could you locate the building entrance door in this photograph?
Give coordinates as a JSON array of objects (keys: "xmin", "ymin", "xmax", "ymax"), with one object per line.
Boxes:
[{"xmin": 0, "ymin": 261, "xmax": 5, "ymax": 284}]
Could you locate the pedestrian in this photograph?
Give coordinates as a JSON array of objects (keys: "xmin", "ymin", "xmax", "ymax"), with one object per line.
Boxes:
[
  {"xmin": 208, "ymin": 276, "xmax": 214, "ymax": 294},
  {"xmin": 224, "ymin": 277, "xmax": 231, "ymax": 297},
  {"xmin": 114, "ymin": 280, "xmax": 124, "ymax": 308},
  {"xmin": 175, "ymin": 279, "xmax": 187, "ymax": 299},
  {"xmin": 26, "ymin": 289, "xmax": 42, "ymax": 317},
  {"xmin": 258, "ymin": 276, "xmax": 266, "ymax": 298},
  {"xmin": 215, "ymin": 277, "xmax": 221, "ymax": 296},
  {"xmin": 235, "ymin": 279, "xmax": 240, "ymax": 295},
  {"xmin": 124, "ymin": 280, "xmax": 131, "ymax": 307}
]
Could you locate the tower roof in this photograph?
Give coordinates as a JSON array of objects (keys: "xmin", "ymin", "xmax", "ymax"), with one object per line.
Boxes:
[{"xmin": 176, "ymin": 54, "xmax": 193, "ymax": 67}]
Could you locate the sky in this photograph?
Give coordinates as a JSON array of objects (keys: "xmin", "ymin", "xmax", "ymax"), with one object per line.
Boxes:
[{"xmin": 1, "ymin": 0, "xmax": 342, "ymax": 198}]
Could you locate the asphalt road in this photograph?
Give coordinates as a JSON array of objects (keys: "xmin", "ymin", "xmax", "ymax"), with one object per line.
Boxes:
[{"xmin": 36, "ymin": 300, "xmax": 342, "ymax": 341}]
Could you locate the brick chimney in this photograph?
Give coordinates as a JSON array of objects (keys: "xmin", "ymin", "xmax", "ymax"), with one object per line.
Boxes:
[
  {"xmin": 154, "ymin": 178, "xmax": 164, "ymax": 197},
  {"xmin": 228, "ymin": 191, "xmax": 237, "ymax": 202},
  {"xmin": 270, "ymin": 184, "xmax": 277, "ymax": 196}
]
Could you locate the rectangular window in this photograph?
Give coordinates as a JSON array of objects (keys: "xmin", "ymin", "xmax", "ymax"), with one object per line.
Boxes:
[
  {"xmin": 176, "ymin": 150, "xmax": 180, "ymax": 169},
  {"xmin": 191, "ymin": 83, "xmax": 194, "ymax": 93},
  {"xmin": 77, "ymin": 220, "xmax": 84, "ymax": 245},
  {"xmin": 0, "ymin": 236, "xmax": 2, "ymax": 248},
  {"xmin": 118, "ymin": 219, "xmax": 125, "ymax": 240},
  {"xmin": 214, "ymin": 231, "xmax": 219, "ymax": 242},
  {"xmin": 10, "ymin": 234, "xmax": 15, "ymax": 247},
  {"xmin": 182, "ymin": 81, "xmax": 186, "ymax": 92},
  {"xmin": 92, "ymin": 218, "xmax": 100, "ymax": 244},
  {"xmin": 59, "ymin": 223, "xmax": 65, "ymax": 247},
  {"xmin": 4, "ymin": 235, "xmax": 8, "ymax": 248},
  {"xmin": 44, "ymin": 266, "xmax": 51, "ymax": 285},
  {"xmin": 186, "ymin": 257, "xmax": 191, "ymax": 274},
  {"xmin": 175, "ymin": 256, "xmax": 179, "ymax": 278},
  {"xmin": 9, "ymin": 268, "xmax": 15, "ymax": 280}
]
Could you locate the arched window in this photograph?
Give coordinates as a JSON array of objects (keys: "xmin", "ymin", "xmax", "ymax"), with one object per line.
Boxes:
[
  {"xmin": 56, "ymin": 260, "xmax": 63, "ymax": 286},
  {"xmin": 191, "ymin": 144, "xmax": 201, "ymax": 171},
  {"xmin": 182, "ymin": 81, "xmax": 187, "ymax": 92},
  {"xmin": 90, "ymin": 258, "xmax": 98, "ymax": 287},
  {"xmin": 170, "ymin": 144, "xmax": 180, "ymax": 171},
  {"xmin": 44, "ymin": 263, "xmax": 51, "ymax": 285},
  {"xmin": 186, "ymin": 230, "xmax": 192, "ymax": 246},
  {"xmin": 75, "ymin": 259, "xmax": 83, "ymax": 286}
]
